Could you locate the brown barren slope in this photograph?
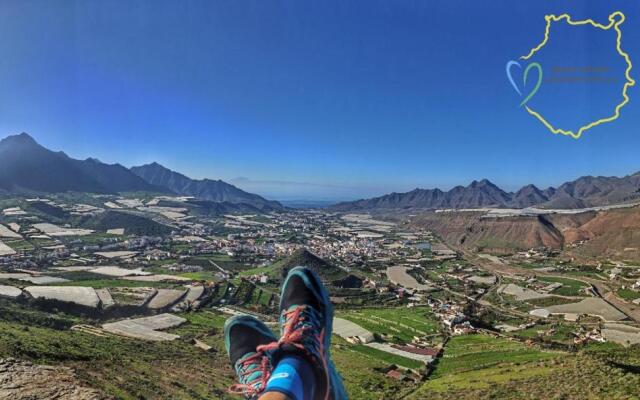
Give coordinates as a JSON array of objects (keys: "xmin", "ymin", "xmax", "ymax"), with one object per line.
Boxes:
[
  {"xmin": 560, "ymin": 207, "xmax": 640, "ymax": 260},
  {"xmin": 409, "ymin": 206, "xmax": 640, "ymax": 261},
  {"xmin": 409, "ymin": 213, "xmax": 564, "ymax": 253}
]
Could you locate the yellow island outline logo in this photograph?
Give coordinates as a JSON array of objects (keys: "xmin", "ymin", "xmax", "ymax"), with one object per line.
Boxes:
[{"xmin": 506, "ymin": 11, "xmax": 635, "ymax": 139}]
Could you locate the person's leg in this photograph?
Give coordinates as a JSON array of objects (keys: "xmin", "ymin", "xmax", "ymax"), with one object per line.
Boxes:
[
  {"xmin": 226, "ymin": 267, "xmax": 348, "ymax": 400},
  {"xmin": 260, "ymin": 266, "xmax": 348, "ymax": 400},
  {"xmin": 262, "ymin": 354, "xmax": 316, "ymax": 399},
  {"xmin": 224, "ymin": 315, "xmax": 278, "ymax": 399}
]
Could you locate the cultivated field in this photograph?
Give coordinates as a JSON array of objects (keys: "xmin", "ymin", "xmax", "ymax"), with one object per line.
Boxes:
[
  {"xmin": 498, "ymin": 283, "xmax": 550, "ymax": 301},
  {"xmin": 0, "ymin": 224, "xmax": 21, "ymax": 238},
  {"xmin": 333, "ymin": 317, "xmax": 375, "ymax": 342},
  {"xmin": 102, "ymin": 313, "xmax": 186, "ymax": 341},
  {"xmin": 25, "ymin": 286, "xmax": 101, "ymax": 308},
  {"xmin": 337, "ymin": 306, "xmax": 440, "ymax": 342},
  {"xmin": 411, "ymin": 334, "xmax": 559, "ymax": 397},
  {"xmin": 545, "ymin": 297, "xmax": 628, "ymax": 321},
  {"xmin": 536, "ymin": 277, "xmax": 587, "ymax": 297},
  {"xmin": 386, "ymin": 266, "xmax": 433, "ymax": 291},
  {"xmin": 33, "ymin": 223, "xmax": 94, "ymax": 237},
  {"xmin": 0, "ymin": 241, "xmax": 16, "ymax": 256}
]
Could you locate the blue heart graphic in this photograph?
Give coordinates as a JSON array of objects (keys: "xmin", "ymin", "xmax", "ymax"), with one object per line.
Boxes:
[
  {"xmin": 506, "ymin": 60, "xmax": 543, "ymax": 107},
  {"xmin": 506, "ymin": 61, "xmax": 522, "ymax": 96}
]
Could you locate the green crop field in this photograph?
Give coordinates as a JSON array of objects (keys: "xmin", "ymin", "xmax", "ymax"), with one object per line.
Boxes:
[
  {"xmin": 617, "ymin": 288, "xmax": 640, "ymax": 301},
  {"xmin": 178, "ymin": 271, "xmax": 221, "ymax": 281},
  {"xmin": 407, "ymin": 334, "xmax": 562, "ymax": 398},
  {"xmin": 507, "ymin": 323, "xmax": 575, "ymax": 343},
  {"xmin": 421, "ymin": 363, "xmax": 555, "ymax": 392},
  {"xmin": 238, "ymin": 264, "xmax": 279, "ymax": 277},
  {"xmin": 537, "ymin": 276, "xmax": 588, "ymax": 296},
  {"xmin": 429, "ymin": 334, "xmax": 559, "ymax": 379},
  {"xmin": 525, "ymin": 296, "xmax": 578, "ymax": 308},
  {"xmin": 3, "ymin": 239, "xmax": 34, "ymax": 251},
  {"xmin": 409, "ymin": 339, "xmax": 640, "ymax": 399},
  {"xmin": 167, "ymin": 311, "xmax": 228, "ymax": 347},
  {"xmin": 331, "ymin": 337, "xmax": 420, "ymax": 399},
  {"xmin": 348, "ymin": 343, "xmax": 424, "ymax": 370},
  {"xmin": 337, "ymin": 306, "xmax": 440, "ymax": 342}
]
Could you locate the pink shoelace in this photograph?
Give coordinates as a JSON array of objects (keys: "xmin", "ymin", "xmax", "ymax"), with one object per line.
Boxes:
[
  {"xmin": 228, "ymin": 306, "xmax": 331, "ymax": 399},
  {"xmin": 228, "ymin": 349, "xmax": 273, "ymax": 397}
]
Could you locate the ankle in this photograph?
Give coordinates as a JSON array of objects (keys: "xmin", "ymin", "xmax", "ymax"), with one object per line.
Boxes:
[{"xmin": 263, "ymin": 355, "xmax": 315, "ymax": 400}]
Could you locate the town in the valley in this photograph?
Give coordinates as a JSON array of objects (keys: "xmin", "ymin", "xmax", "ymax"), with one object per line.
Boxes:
[{"xmin": 1, "ymin": 192, "xmax": 640, "ymax": 399}]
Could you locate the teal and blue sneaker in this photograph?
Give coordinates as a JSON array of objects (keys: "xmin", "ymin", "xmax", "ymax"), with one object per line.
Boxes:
[
  {"xmin": 224, "ymin": 315, "xmax": 278, "ymax": 399},
  {"xmin": 272, "ymin": 266, "xmax": 348, "ymax": 400}
]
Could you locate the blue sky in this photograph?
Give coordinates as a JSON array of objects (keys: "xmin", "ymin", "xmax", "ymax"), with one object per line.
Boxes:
[{"xmin": 0, "ymin": 0, "xmax": 639, "ymax": 200}]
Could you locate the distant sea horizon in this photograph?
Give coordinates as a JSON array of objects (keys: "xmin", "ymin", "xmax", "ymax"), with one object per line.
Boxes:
[{"xmin": 277, "ymin": 199, "xmax": 343, "ymax": 209}]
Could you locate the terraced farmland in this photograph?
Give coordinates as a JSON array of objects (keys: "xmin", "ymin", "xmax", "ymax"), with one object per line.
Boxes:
[
  {"xmin": 337, "ymin": 306, "xmax": 440, "ymax": 342},
  {"xmin": 408, "ymin": 337, "xmax": 640, "ymax": 399},
  {"xmin": 331, "ymin": 336, "xmax": 421, "ymax": 399},
  {"xmin": 410, "ymin": 334, "xmax": 560, "ymax": 397},
  {"xmin": 429, "ymin": 334, "xmax": 558, "ymax": 379}
]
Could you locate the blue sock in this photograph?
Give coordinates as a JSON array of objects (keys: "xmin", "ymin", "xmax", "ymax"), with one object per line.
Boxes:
[{"xmin": 264, "ymin": 355, "xmax": 315, "ymax": 400}]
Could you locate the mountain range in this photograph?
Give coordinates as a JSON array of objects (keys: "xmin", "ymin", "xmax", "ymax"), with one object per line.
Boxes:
[
  {"xmin": 331, "ymin": 174, "xmax": 640, "ymax": 211},
  {"xmin": 3, "ymin": 132, "xmax": 640, "ymax": 212},
  {"xmin": 0, "ymin": 133, "xmax": 282, "ymax": 210},
  {"xmin": 0, "ymin": 133, "xmax": 162, "ymax": 194},
  {"xmin": 130, "ymin": 162, "xmax": 282, "ymax": 211}
]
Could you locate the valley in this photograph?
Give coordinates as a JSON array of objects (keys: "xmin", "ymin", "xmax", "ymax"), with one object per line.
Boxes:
[
  {"xmin": 1, "ymin": 183, "xmax": 640, "ymax": 398},
  {"xmin": 3, "ymin": 2, "xmax": 639, "ymax": 398}
]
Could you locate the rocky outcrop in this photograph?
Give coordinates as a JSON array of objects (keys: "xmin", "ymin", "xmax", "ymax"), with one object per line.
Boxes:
[{"xmin": 0, "ymin": 358, "xmax": 110, "ymax": 400}]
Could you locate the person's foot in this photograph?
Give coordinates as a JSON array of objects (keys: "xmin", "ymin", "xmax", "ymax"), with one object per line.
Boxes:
[
  {"xmin": 224, "ymin": 315, "xmax": 278, "ymax": 399},
  {"xmin": 273, "ymin": 266, "xmax": 348, "ymax": 400}
]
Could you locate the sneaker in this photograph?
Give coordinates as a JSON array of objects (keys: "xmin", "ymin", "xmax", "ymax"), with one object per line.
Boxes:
[
  {"xmin": 273, "ymin": 266, "xmax": 348, "ymax": 400},
  {"xmin": 224, "ymin": 315, "xmax": 278, "ymax": 399}
]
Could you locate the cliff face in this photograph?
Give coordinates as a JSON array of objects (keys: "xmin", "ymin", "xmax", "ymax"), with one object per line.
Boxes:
[
  {"xmin": 409, "ymin": 206, "xmax": 640, "ymax": 259},
  {"xmin": 410, "ymin": 213, "xmax": 565, "ymax": 253}
]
